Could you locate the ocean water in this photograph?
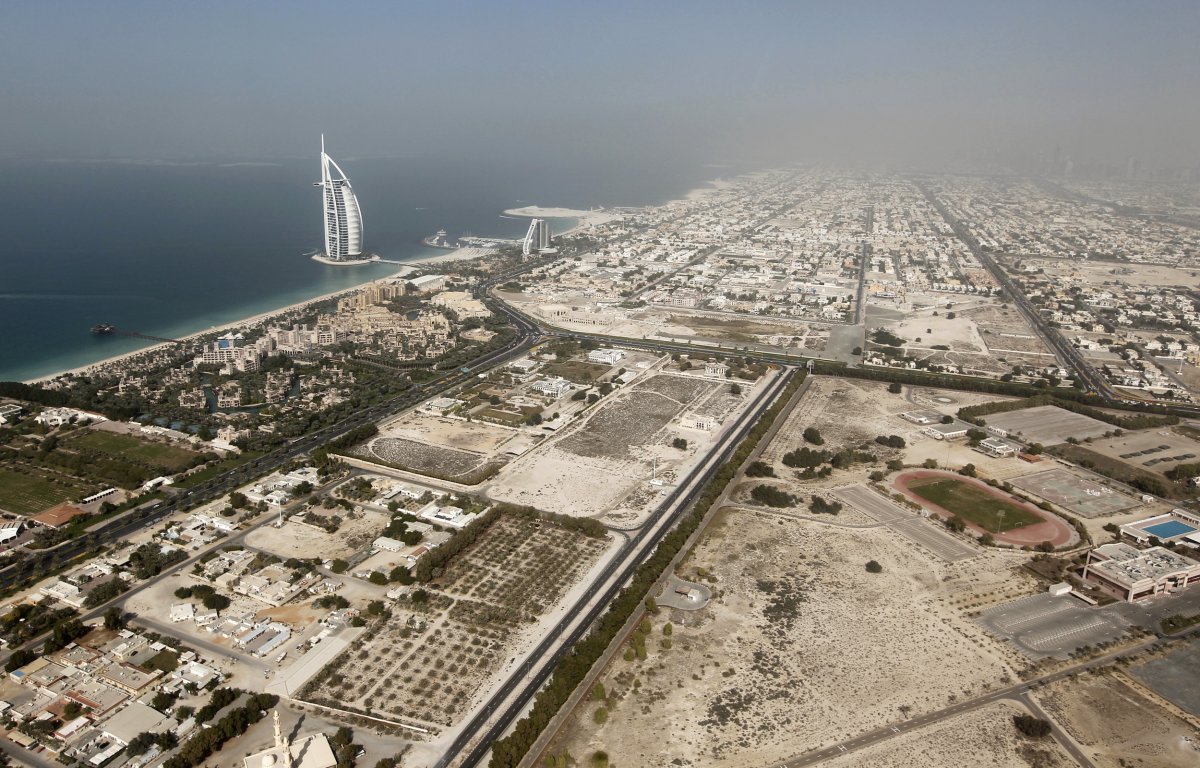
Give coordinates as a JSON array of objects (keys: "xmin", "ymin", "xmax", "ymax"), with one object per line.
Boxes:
[{"xmin": 0, "ymin": 154, "xmax": 730, "ymax": 381}]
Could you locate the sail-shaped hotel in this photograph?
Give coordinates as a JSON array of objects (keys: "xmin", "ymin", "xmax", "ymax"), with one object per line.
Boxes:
[{"xmin": 315, "ymin": 135, "xmax": 364, "ymax": 262}]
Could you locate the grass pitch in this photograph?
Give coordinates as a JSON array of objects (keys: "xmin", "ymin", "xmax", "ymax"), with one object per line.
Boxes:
[
  {"xmin": 907, "ymin": 477, "xmax": 1042, "ymax": 533},
  {"xmin": 67, "ymin": 430, "xmax": 199, "ymax": 473},
  {"xmin": 0, "ymin": 467, "xmax": 86, "ymax": 515}
]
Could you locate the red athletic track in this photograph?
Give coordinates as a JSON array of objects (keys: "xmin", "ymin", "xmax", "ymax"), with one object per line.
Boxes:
[{"xmin": 892, "ymin": 470, "xmax": 1078, "ymax": 548}]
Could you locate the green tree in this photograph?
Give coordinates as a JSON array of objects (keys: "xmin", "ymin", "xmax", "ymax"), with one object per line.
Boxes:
[{"xmin": 103, "ymin": 606, "xmax": 124, "ymax": 630}]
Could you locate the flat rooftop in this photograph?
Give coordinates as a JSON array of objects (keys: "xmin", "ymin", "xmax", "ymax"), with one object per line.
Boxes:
[{"xmin": 1090, "ymin": 543, "xmax": 1200, "ymax": 585}]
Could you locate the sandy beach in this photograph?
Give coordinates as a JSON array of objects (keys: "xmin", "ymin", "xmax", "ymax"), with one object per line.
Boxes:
[
  {"xmin": 503, "ymin": 205, "xmax": 620, "ymax": 234},
  {"xmin": 25, "ymin": 248, "xmax": 491, "ymax": 385}
]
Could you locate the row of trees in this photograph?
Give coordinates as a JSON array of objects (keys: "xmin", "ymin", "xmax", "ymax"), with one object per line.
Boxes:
[
  {"xmin": 811, "ymin": 359, "xmax": 1187, "ymax": 419},
  {"xmin": 487, "ymin": 373, "xmax": 806, "ymax": 767},
  {"xmin": 163, "ymin": 692, "xmax": 279, "ymax": 768},
  {"xmin": 956, "ymin": 394, "xmax": 1178, "ymax": 431},
  {"xmin": 413, "ymin": 507, "xmax": 502, "ymax": 582}
]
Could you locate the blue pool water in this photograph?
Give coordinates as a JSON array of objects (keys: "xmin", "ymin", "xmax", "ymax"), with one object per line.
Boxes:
[{"xmin": 1143, "ymin": 520, "xmax": 1198, "ymax": 539}]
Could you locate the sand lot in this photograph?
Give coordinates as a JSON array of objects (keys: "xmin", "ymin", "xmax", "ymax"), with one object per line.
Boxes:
[
  {"xmin": 555, "ymin": 508, "xmax": 1018, "ymax": 767},
  {"xmin": 875, "ymin": 297, "xmax": 1054, "ymax": 376},
  {"xmin": 487, "ymin": 372, "xmax": 742, "ymax": 525},
  {"xmin": 1036, "ymin": 671, "xmax": 1200, "ymax": 768},
  {"xmin": 760, "ymin": 377, "xmax": 917, "ymax": 466},
  {"xmin": 815, "ymin": 700, "xmax": 1077, "ymax": 768},
  {"xmin": 378, "ymin": 411, "xmax": 519, "ymax": 454},
  {"xmin": 245, "ymin": 509, "xmax": 388, "ymax": 560}
]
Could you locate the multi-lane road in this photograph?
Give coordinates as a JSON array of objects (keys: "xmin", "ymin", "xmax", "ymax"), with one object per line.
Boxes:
[
  {"xmin": 436, "ymin": 368, "xmax": 795, "ymax": 768},
  {"xmin": 0, "ymin": 302, "xmax": 542, "ymax": 592}
]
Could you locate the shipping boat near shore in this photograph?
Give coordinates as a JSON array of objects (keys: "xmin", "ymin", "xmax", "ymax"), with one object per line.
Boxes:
[{"xmin": 422, "ymin": 229, "xmax": 457, "ymax": 249}]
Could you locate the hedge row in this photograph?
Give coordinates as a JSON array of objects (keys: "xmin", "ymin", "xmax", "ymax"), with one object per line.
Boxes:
[
  {"xmin": 956, "ymin": 394, "xmax": 1178, "ymax": 430},
  {"xmin": 811, "ymin": 360, "xmax": 1184, "ymax": 417}
]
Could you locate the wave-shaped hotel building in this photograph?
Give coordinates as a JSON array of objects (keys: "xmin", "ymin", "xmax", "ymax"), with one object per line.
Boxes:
[{"xmin": 316, "ymin": 135, "xmax": 364, "ymax": 262}]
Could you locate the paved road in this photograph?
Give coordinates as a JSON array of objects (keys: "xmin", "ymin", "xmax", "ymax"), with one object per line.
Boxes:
[
  {"xmin": 132, "ymin": 615, "xmax": 268, "ymax": 671},
  {"xmin": 773, "ymin": 623, "xmax": 1200, "ymax": 768},
  {"xmin": 834, "ymin": 485, "xmax": 977, "ymax": 562},
  {"xmin": 438, "ymin": 369, "xmax": 795, "ymax": 768}
]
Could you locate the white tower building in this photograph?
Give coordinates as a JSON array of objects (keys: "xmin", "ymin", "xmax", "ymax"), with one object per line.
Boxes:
[
  {"xmin": 316, "ymin": 135, "xmax": 364, "ymax": 261},
  {"xmin": 522, "ymin": 218, "xmax": 552, "ymax": 257}
]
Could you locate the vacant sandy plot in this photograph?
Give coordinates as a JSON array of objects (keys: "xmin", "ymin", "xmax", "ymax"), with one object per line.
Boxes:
[
  {"xmin": 761, "ymin": 377, "xmax": 913, "ymax": 466},
  {"xmin": 816, "ymin": 700, "xmax": 1076, "ymax": 768},
  {"xmin": 887, "ymin": 301, "xmax": 990, "ymax": 353},
  {"xmin": 486, "ymin": 448, "xmax": 639, "ymax": 517},
  {"xmin": 245, "ymin": 510, "xmax": 388, "ymax": 560},
  {"xmin": 378, "ymin": 412, "xmax": 518, "ymax": 454},
  {"xmin": 488, "ymin": 372, "xmax": 734, "ymax": 521},
  {"xmin": 556, "ymin": 509, "xmax": 1017, "ymax": 767},
  {"xmin": 1036, "ymin": 672, "xmax": 1200, "ymax": 768},
  {"xmin": 984, "ymin": 405, "xmax": 1114, "ymax": 445}
]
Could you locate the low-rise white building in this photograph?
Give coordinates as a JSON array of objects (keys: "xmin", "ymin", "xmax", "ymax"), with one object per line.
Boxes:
[
  {"xmin": 587, "ymin": 348, "xmax": 625, "ymax": 365},
  {"xmin": 1082, "ymin": 543, "xmax": 1200, "ymax": 602}
]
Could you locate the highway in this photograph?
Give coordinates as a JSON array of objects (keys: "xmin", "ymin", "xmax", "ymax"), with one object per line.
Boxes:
[
  {"xmin": 915, "ymin": 180, "xmax": 1200, "ymax": 417},
  {"xmin": 436, "ymin": 368, "xmax": 795, "ymax": 768},
  {"xmin": 0, "ymin": 308, "xmax": 541, "ymax": 592}
]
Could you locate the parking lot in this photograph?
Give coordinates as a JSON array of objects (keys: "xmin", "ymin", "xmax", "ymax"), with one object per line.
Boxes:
[
  {"xmin": 1131, "ymin": 638, "xmax": 1200, "ymax": 717},
  {"xmin": 834, "ymin": 485, "xmax": 978, "ymax": 563},
  {"xmin": 978, "ymin": 593, "xmax": 1129, "ymax": 658},
  {"xmin": 983, "ymin": 405, "xmax": 1114, "ymax": 445}
]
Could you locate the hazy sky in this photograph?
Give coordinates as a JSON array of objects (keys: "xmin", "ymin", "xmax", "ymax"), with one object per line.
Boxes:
[{"xmin": 3, "ymin": 1, "xmax": 1198, "ymax": 169}]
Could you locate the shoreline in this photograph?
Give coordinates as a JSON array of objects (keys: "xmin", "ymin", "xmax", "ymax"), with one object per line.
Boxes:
[
  {"xmin": 502, "ymin": 205, "xmax": 620, "ymax": 235},
  {"xmin": 24, "ymin": 247, "xmax": 492, "ymax": 385},
  {"xmin": 22, "ymin": 180, "xmax": 721, "ymax": 385}
]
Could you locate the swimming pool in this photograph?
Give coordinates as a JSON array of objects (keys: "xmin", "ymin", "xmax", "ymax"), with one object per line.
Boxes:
[{"xmin": 1142, "ymin": 520, "xmax": 1198, "ymax": 539}]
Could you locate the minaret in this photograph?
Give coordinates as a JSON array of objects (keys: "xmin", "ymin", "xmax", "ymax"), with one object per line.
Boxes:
[{"xmin": 272, "ymin": 710, "xmax": 293, "ymax": 768}]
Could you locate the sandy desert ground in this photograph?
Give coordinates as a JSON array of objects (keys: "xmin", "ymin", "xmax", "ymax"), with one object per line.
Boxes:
[
  {"xmin": 1035, "ymin": 671, "xmax": 1200, "ymax": 768},
  {"xmin": 486, "ymin": 371, "xmax": 753, "ymax": 526},
  {"xmin": 814, "ymin": 700, "xmax": 1078, "ymax": 768},
  {"xmin": 554, "ymin": 507, "xmax": 1022, "ymax": 767}
]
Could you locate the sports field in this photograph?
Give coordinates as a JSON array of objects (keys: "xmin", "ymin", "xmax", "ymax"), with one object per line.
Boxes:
[
  {"xmin": 67, "ymin": 430, "xmax": 200, "ymax": 472},
  {"xmin": 905, "ymin": 476, "xmax": 1043, "ymax": 532},
  {"xmin": 1009, "ymin": 468, "xmax": 1140, "ymax": 518},
  {"xmin": 0, "ymin": 467, "xmax": 87, "ymax": 516}
]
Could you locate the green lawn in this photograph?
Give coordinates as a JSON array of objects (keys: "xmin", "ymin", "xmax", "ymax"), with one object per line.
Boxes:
[
  {"xmin": 908, "ymin": 478, "xmax": 1043, "ymax": 532},
  {"xmin": 0, "ymin": 466, "xmax": 86, "ymax": 515},
  {"xmin": 540, "ymin": 360, "xmax": 612, "ymax": 384},
  {"xmin": 68, "ymin": 431, "xmax": 200, "ymax": 473}
]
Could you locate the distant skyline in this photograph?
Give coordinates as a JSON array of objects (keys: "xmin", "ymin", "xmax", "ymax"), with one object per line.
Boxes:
[{"xmin": 2, "ymin": 1, "xmax": 1198, "ymax": 172}]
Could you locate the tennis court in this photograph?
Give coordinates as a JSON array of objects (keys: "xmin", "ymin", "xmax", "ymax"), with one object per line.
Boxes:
[{"xmin": 1009, "ymin": 468, "xmax": 1141, "ymax": 518}]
